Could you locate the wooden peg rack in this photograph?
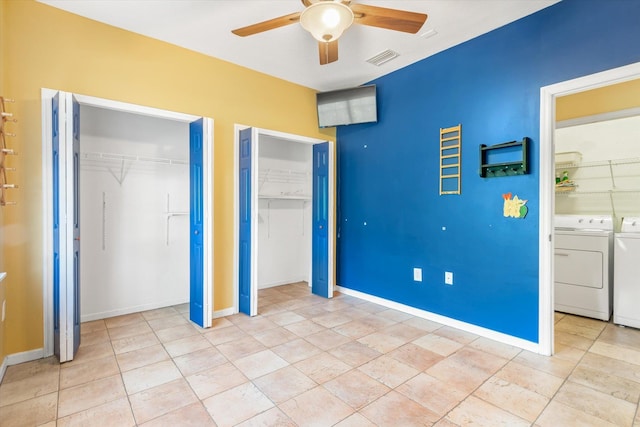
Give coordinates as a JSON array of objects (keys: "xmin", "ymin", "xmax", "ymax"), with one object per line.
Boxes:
[{"xmin": 1, "ymin": 96, "xmax": 18, "ymax": 206}]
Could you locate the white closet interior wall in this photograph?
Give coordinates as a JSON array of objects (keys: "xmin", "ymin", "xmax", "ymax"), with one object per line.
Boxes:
[
  {"xmin": 555, "ymin": 114, "xmax": 640, "ymax": 220},
  {"xmin": 80, "ymin": 105, "xmax": 189, "ymax": 321},
  {"xmin": 258, "ymin": 136, "xmax": 312, "ymax": 289}
]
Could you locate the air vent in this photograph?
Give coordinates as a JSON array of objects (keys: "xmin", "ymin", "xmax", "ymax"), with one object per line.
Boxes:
[{"xmin": 366, "ymin": 49, "xmax": 400, "ymax": 66}]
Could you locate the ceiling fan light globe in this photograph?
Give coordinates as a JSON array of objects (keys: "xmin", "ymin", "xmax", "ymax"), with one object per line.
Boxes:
[
  {"xmin": 300, "ymin": 1, "xmax": 354, "ymax": 43},
  {"xmin": 322, "ymin": 8, "xmax": 341, "ymax": 28}
]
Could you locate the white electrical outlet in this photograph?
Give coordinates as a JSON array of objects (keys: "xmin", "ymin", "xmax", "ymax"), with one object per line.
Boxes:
[
  {"xmin": 1, "ymin": 300, "xmax": 5, "ymax": 322},
  {"xmin": 413, "ymin": 268, "xmax": 422, "ymax": 282},
  {"xmin": 445, "ymin": 271, "xmax": 453, "ymax": 285}
]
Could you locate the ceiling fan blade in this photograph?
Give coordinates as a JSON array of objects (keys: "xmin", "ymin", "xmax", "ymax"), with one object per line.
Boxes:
[
  {"xmin": 231, "ymin": 12, "xmax": 301, "ymax": 37},
  {"xmin": 350, "ymin": 4, "xmax": 427, "ymax": 34},
  {"xmin": 319, "ymin": 40, "xmax": 338, "ymax": 65}
]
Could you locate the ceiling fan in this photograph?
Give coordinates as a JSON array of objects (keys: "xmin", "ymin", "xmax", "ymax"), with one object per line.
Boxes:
[{"xmin": 231, "ymin": 0, "xmax": 428, "ymax": 65}]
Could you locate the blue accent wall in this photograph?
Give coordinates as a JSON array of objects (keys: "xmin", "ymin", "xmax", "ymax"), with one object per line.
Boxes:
[{"xmin": 336, "ymin": 0, "xmax": 640, "ymax": 343}]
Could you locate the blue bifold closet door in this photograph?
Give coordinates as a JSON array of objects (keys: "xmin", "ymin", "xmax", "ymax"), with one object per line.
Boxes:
[
  {"xmin": 312, "ymin": 142, "xmax": 330, "ymax": 298},
  {"xmin": 238, "ymin": 128, "xmax": 253, "ymax": 315},
  {"xmin": 53, "ymin": 93, "xmax": 81, "ymax": 362},
  {"xmin": 189, "ymin": 118, "xmax": 205, "ymax": 327}
]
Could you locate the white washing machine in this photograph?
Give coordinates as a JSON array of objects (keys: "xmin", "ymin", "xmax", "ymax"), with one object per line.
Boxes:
[
  {"xmin": 614, "ymin": 217, "xmax": 640, "ymax": 328},
  {"xmin": 554, "ymin": 215, "xmax": 614, "ymax": 321}
]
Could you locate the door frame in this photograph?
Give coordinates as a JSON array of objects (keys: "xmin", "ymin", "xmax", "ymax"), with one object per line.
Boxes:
[
  {"xmin": 41, "ymin": 89, "xmax": 214, "ymax": 356},
  {"xmin": 538, "ymin": 61, "xmax": 640, "ymax": 355},
  {"xmin": 233, "ymin": 125, "xmax": 335, "ymax": 315}
]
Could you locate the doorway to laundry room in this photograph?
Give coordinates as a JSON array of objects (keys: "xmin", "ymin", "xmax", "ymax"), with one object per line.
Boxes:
[
  {"xmin": 235, "ymin": 126, "xmax": 334, "ymax": 317},
  {"xmin": 42, "ymin": 91, "xmax": 213, "ymax": 362},
  {"xmin": 552, "ymin": 76, "xmax": 640, "ymax": 347},
  {"xmin": 538, "ymin": 63, "xmax": 640, "ymax": 355}
]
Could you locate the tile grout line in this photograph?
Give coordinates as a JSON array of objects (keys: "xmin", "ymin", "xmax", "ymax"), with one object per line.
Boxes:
[
  {"xmin": 430, "ymin": 336, "xmax": 525, "ymax": 426},
  {"xmin": 107, "ymin": 316, "xmax": 139, "ymax": 426},
  {"xmin": 531, "ymin": 317, "xmax": 610, "ymax": 426},
  {"xmin": 140, "ymin": 308, "xmax": 215, "ymax": 426}
]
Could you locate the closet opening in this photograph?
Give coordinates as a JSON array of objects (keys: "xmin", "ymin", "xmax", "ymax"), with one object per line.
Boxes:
[
  {"xmin": 234, "ymin": 126, "xmax": 335, "ymax": 316},
  {"xmin": 42, "ymin": 90, "xmax": 213, "ymax": 361},
  {"xmin": 79, "ymin": 105, "xmax": 190, "ymax": 322}
]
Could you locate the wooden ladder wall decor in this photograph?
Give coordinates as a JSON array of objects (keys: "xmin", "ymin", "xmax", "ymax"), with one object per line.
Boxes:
[
  {"xmin": 1, "ymin": 96, "xmax": 18, "ymax": 206},
  {"xmin": 439, "ymin": 124, "xmax": 461, "ymax": 195}
]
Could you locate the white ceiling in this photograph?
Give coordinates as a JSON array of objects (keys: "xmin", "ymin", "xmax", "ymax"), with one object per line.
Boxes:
[{"xmin": 39, "ymin": 0, "xmax": 560, "ymax": 92}]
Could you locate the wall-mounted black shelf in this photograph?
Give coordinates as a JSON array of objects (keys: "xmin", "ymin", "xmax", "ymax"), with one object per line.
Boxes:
[{"xmin": 479, "ymin": 137, "xmax": 529, "ymax": 178}]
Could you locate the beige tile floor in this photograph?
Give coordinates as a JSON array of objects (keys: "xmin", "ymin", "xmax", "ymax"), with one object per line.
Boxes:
[{"xmin": 1, "ymin": 282, "xmax": 640, "ymax": 426}]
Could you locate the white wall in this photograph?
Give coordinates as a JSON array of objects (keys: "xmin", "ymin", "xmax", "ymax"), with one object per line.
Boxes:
[
  {"xmin": 79, "ymin": 106, "xmax": 189, "ymax": 321},
  {"xmin": 257, "ymin": 137, "xmax": 312, "ymax": 289},
  {"xmin": 555, "ymin": 115, "xmax": 640, "ymax": 220}
]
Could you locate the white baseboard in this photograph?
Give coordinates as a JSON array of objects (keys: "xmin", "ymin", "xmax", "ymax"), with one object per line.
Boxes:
[
  {"xmin": 212, "ymin": 307, "xmax": 236, "ymax": 319},
  {"xmin": 258, "ymin": 278, "xmax": 308, "ymax": 290},
  {"xmin": 81, "ymin": 299, "xmax": 189, "ymax": 322},
  {"xmin": 0, "ymin": 348, "xmax": 45, "ymax": 383},
  {"xmin": 336, "ymin": 286, "xmax": 541, "ymax": 354},
  {"xmin": 0, "ymin": 356, "xmax": 6, "ymax": 382}
]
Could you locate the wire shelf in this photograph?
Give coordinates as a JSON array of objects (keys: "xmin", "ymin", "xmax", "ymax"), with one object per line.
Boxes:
[{"xmin": 81, "ymin": 151, "xmax": 188, "ymax": 166}]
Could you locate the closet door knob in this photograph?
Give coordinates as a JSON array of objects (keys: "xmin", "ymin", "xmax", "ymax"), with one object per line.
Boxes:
[
  {"xmin": 319, "ymin": 225, "xmax": 323, "ymax": 229},
  {"xmin": 194, "ymin": 230, "xmax": 199, "ymax": 235}
]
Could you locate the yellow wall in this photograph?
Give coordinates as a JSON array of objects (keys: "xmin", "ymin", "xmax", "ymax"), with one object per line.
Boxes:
[
  {"xmin": 556, "ymin": 78, "xmax": 640, "ymax": 121},
  {"xmin": 1, "ymin": 0, "xmax": 7, "ymax": 363},
  {"xmin": 2, "ymin": 0, "xmax": 334, "ymax": 356}
]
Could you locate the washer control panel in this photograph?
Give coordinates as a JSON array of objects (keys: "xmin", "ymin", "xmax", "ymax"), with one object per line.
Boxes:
[{"xmin": 621, "ymin": 217, "xmax": 640, "ymax": 233}]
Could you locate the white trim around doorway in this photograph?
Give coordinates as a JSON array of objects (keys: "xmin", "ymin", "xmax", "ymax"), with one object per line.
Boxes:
[
  {"xmin": 41, "ymin": 89, "xmax": 214, "ymax": 356},
  {"xmin": 538, "ymin": 61, "xmax": 640, "ymax": 356},
  {"xmin": 233, "ymin": 125, "xmax": 335, "ymax": 316}
]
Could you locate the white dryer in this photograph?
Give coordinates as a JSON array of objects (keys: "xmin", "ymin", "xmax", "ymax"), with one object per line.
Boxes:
[
  {"xmin": 554, "ymin": 215, "xmax": 614, "ymax": 321},
  {"xmin": 613, "ymin": 217, "xmax": 640, "ymax": 328}
]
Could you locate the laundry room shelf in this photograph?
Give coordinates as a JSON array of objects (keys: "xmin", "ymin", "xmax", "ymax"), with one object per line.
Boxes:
[
  {"xmin": 556, "ymin": 157, "xmax": 640, "ymax": 170},
  {"xmin": 555, "ymin": 184, "xmax": 577, "ymax": 193},
  {"xmin": 555, "ymin": 156, "xmax": 640, "ymax": 217},
  {"xmin": 556, "ymin": 189, "xmax": 640, "ymax": 196},
  {"xmin": 555, "ymin": 151, "xmax": 582, "ymax": 166}
]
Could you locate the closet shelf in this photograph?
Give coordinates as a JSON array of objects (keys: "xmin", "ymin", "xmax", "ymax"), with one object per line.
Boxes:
[
  {"xmin": 259, "ymin": 169, "xmax": 310, "ymax": 185},
  {"xmin": 258, "ymin": 168, "xmax": 312, "ymax": 201},
  {"xmin": 258, "ymin": 194, "xmax": 311, "ymax": 201},
  {"xmin": 82, "ymin": 151, "xmax": 188, "ymax": 166}
]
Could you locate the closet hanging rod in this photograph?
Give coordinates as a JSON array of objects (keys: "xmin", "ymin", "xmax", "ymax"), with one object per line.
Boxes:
[{"xmin": 81, "ymin": 151, "xmax": 188, "ymax": 166}]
